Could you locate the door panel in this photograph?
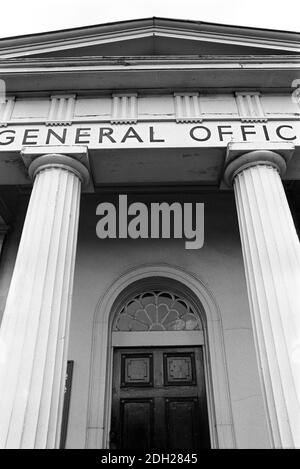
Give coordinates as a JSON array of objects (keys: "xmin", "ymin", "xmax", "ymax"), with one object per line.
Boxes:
[
  {"xmin": 111, "ymin": 347, "xmax": 210, "ymax": 450},
  {"xmin": 163, "ymin": 352, "xmax": 196, "ymax": 385},
  {"xmin": 121, "ymin": 353, "xmax": 153, "ymax": 387},
  {"xmin": 166, "ymin": 398, "xmax": 200, "ymax": 449},
  {"xmin": 121, "ymin": 399, "xmax": 154, "ymax": 449}
]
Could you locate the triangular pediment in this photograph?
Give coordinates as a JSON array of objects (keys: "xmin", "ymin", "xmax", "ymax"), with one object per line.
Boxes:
[
  {"xmin": 28, "ymin": 36, "xmax": 295, "ymax": 57},
  {"xmin": 0, "ymin": 17, "xmax": 299, "ymax": 60}
]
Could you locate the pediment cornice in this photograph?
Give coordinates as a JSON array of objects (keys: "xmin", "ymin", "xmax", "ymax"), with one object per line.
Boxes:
[{"xmin": 0, "ymin": 17, "xmax": 299, "ymax": 59}]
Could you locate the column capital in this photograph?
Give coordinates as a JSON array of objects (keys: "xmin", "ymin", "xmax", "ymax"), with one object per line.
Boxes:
[
  {"xmin": 21, "ymin": 145, "xmax": 90, "ymax": 186},
  {"xmin": 223, "ymin": 142, "xmax": 295, "ymax": 186}
]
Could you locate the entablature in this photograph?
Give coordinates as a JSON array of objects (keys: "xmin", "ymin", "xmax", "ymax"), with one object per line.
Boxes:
[{"xmin": 0, "ymin": 91, "xmax": 299, "ymax": 127}]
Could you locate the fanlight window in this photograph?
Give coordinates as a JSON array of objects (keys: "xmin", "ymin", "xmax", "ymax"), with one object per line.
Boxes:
[{"xmin": 113, "ymin": 290, "xmax": 202, "ymax": 332}]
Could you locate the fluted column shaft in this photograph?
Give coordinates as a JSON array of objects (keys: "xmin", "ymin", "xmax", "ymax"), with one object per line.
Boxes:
[
  {"xmin": 0, "ymin": 153, "xmax": 89, "ymax": 448},
  {"xmin": 225, "ymin": 148, "xmax": 300, "ymax": 448}
]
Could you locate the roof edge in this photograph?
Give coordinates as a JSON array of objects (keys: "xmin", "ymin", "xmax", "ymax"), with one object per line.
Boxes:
[{"xmin": 0, "ymin": 16, "xmax": 299, "ymax": 46}]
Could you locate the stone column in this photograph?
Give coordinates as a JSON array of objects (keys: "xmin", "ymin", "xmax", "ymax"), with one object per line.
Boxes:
[
  {"xmin": 224, "ymin": 142, "xmax": 300, "ymax": 448},
  {"xmin": 0, "ymin": 148, "xmax": 89, "ymax": 448}
]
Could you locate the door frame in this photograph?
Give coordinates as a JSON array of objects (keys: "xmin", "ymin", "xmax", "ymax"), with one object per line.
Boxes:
[{"xmin": 85, "ymin": 264, "xmax": 236, "ymax": 449}]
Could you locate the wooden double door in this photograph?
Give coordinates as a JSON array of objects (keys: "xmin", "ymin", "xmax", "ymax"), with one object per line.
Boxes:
[{"xmin": 110, "ymin": 347, "xmax": 211, "ymax": 450}]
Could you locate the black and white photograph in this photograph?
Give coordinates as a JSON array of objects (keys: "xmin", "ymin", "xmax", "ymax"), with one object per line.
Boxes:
[{"xmin": 0, "ymin": 0, "xmax": 299, "ymax": 454}]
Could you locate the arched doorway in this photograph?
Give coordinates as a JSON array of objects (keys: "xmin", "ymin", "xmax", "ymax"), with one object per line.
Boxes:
[
  {"xmin": 86, "ymin": 264, "xmax": 235, "ymax": 449},
  {"xmin": 109, "ymin": 281, "xmax": 211, "ymax": 450}
]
